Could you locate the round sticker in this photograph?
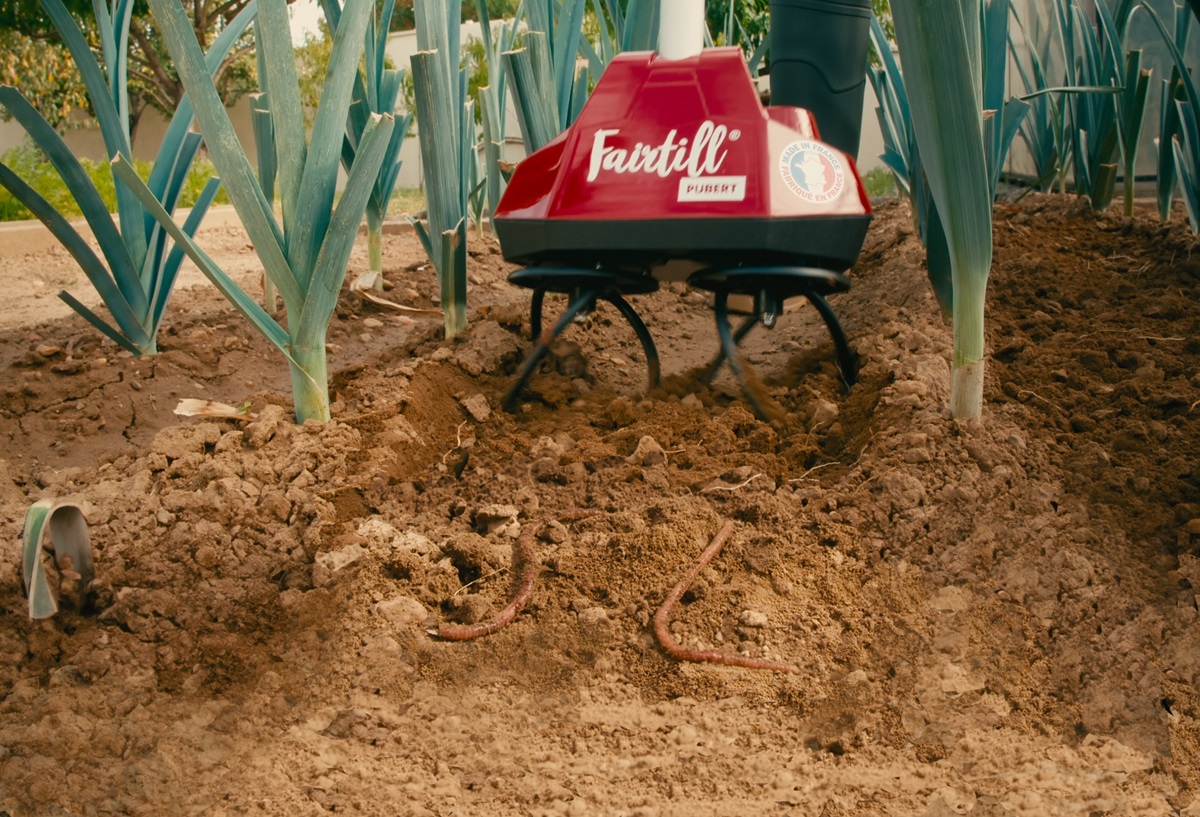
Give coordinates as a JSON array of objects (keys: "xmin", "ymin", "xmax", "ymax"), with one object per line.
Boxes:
[{"xmin": 779, "ymin": 141, "xmax": 845, "ymax": 204}]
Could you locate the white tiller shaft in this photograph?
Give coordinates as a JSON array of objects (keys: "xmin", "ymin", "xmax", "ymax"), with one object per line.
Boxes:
[{"xmin": 659, "ymin": 0, "xmax": 705, "ymax": 59}]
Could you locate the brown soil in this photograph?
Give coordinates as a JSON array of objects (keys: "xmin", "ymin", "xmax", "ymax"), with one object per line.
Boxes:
[{"xmin": 1, "ymin": 195, "xmax": 1199, "ymax": 816}]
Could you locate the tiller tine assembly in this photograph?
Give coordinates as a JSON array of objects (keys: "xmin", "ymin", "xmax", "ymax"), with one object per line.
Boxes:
[
  {"xmin": 501, "ymin": 268, "xmax": 661, "ymax": 412},
  {"xmin": 690, "ymin": 265, "xmax": 857, "ymax": 422}
]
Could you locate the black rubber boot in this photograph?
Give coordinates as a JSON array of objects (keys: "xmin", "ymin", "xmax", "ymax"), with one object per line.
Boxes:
[{"xmin": 768, "ymin": 0, "xmax": 873, "ymax": 159}]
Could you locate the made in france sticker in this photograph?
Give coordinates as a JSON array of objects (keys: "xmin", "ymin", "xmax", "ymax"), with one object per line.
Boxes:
[{"xmin": 779, "ymin": 141, "xmax": 844, "ymax": 204}]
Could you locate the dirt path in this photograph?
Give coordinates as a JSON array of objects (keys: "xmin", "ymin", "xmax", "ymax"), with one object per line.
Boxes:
[{"xmin": 1, "ymin": 196, "xmax": 1198, "ymax": 816}]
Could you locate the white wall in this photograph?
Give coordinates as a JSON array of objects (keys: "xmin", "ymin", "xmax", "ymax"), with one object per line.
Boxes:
[
  {"xmin": 857, "ymin": 80, "xmax": 885, "ymax": 172},
  {"xmin": 0, "ymin": 95, "xmax": 257, "ymax": 164}
]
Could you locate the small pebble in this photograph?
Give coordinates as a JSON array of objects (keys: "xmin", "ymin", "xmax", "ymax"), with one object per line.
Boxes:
[
  {"xmin": 626, "ymin": 435, "xmax": 666, "ymax": 467},
  {"xmin": 738, "ymin": 610, "xmax": 768, "ymax": 628},
  {"xmin": 808, "ymin": 399, "xmax": 839, "ymax": 428},
  {"xmin": 372, "ymin": 596, "xmax": 428, "ymax": 629},
  {"xmin": 459, "ymin": 393, "xmax": 491, "ymax": 422}
]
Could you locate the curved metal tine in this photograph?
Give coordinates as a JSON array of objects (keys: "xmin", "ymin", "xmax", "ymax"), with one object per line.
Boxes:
[
  {"xmin": 600, "ymin": 290, "xmax": 662, "ymax": 390},
  {"xmin": 804, "ymin": 292, "xmax": 858, "ymax": 389},
  {"xmin": 714, "ymin": 293, "xmax": 785, "ymax": 424},
  {"xmin": 502, "ymin": 290, "xmax": 600, "ymax": 412},
  {"xmin": 700, "ymin": 313, "xmax": 758, "ymax": 384},
  {"xmin": 529, "ymin": 287, "xmax": 546, "ymax": 341}
]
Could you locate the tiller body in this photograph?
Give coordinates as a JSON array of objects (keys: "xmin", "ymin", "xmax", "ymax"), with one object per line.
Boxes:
[{"xmin": 493, "ymin": 46, "xmax": 872, "ymax": 421}]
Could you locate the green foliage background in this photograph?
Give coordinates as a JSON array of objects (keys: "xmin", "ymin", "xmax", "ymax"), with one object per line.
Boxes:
[
  {"xmin": 0, "ymin": 29, "xmax": 92, "ymax": 132},
  {"xmin": 0, "ymin": 143, "xmax": 228, "ymax": 222},
  {"xmin": 0, "ymin": 0, "xmax": 258, "ymax": 133}
]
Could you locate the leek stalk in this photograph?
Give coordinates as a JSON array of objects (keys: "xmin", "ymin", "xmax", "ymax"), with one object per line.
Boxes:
[
  {"xmin": 503, "ymin": 0, "xmax": 596, "ymax": 155},
  {"xmin": 21, "ymin": 500, "xmax": 93, "ymax": 620},
  {"xmin": 127, "ymin": 0, "xmax": 394, "ymax": 422},
  {"xmin": 1152, "ymin": 4, "xmax": 1191, "ymax": 222},
  {"xmin": 411, "ymin": 0, "xmax": 474, "ymax": 338},
  {"xmin": 1119, "ymin": 51, "xmax": 1151, "ymax": 218},
  {"xmin": 1143, "ymin": 0, "xmax": 1200, "ymax": 233},
  {"xmin": 891, "ymin": 0, "xmax": 993, "ymax": 418},
  {"xmin": 1058, "ymin": 0, "xmax": 1143, "ymax": 212},
  {"xmin": 1010, "ymin": 2, "xmax": 1069, "ymax": 193},
  {"xmin": 474, "ymin": 0, "xmax": 523, "ymax": 228}
]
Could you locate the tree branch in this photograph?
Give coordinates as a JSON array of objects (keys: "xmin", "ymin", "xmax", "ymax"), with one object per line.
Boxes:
[
  {"xmin": 126, "ymin": 67, "xmax": 176, "ymax": 115},
  {"xmin": 129, "ymin": 17, "xmax": 183, "ymax": 110},
  {"xmin": 209, "ymin": 0, "xmax": 253, "ymax": 22}
]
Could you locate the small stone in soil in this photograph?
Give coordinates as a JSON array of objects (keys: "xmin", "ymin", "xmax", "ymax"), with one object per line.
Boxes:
[
  {"xmin": 626, "ymin": 435, "xmax": 666, "ymax": 467},
  {"xmin": 472, "ymin": 504, "xmax": 519, "ymax": 536},
  {"xmin": 313, "ymin": 543, "xmax": 367, "ymax": 586},
  {"xmin": 459, "ymin": 393, "xmax": 491, "ymax": 422},
  {"xmin": 578, "ymin": 607, "xmax": 609, "ymax": 625},
  {"xmin": 372, "ymin": 596, "xmax": 428, "ymax": 629},
  {"xmin": 739, "ymin": 610, "xmax": 769, "ymax": 628}
]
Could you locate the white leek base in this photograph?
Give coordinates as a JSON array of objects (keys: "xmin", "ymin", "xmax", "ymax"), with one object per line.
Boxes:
[{"xmin": 950, "ymin": 359, "xmax": 985, "ymax": 419}]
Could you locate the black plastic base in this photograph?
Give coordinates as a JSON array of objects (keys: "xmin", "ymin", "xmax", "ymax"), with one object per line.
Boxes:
[{"xmin": 495, "ymin": 215, "xmax": 873, "ymax": 273}]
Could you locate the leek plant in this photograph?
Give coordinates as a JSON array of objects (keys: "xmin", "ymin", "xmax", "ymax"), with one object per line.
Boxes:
[
  {"xmin": 411, "ymin": 0, "xmax": 474, "ymax": 338},
  {"xmin": 1158, "ymin": 71, "xmax": 1185, "ymax": 221},
  {"xmin": 504, "ymin": 0, "xmax": 595, "ymax": 153},
  {"xmin": 1117, "ymin": 49, "xmax": 1152, "ymax": 217},
  {"xmin": 251, "ymin": 39, "xmax": 279, "ymax": 311},
  {"xmin": 322, "ymin": 0, "xmax": 414, "ymax": 289},
  {"xmin": 590, "ymin": 0, "xmax": 658, "ymax": 57},
  {"xmin": 1056, "ymin": 0, "xmax": 1148, "ymax": 213},
  {"xmin": 502, "ymin": 0, "xmax": 664, "ymax": 158},
  {"xmin": 870, "ymin": 0, "xmax": 1025, "ymax": 320},
  {"xmin": 891, "ymin": 0, "xmax": 993, "ymax": 418},
  {"xmin": 474, "ymin": 0, "xmax": 523, "ymax": 227},
  {"xmin": 120, "ymin": 0, "xmax": 395, "ymax": 422},
  {"xmin": 0, "ymin": 0, "xmax": 254, "ymax": 356},
  {"xmin": 1010, "ymin": 0, "xmax": 1071, "ymax": 192},
  {"xmin": 867, "ymin": 12, "xmax": 949, "ymax": 312},
  {"xmin": 1144, "ymin": 0, "xmax": 1200, "ymax": 232},
  {"xmin": 981, "ymin": 0, "xmax": 1032, "ymax": 194},
  {"xmin": 868, "ymin": 13, "xmax": 921, "ymax": 202},
  {"xmin": 1151, "ymin": 3, "xmax": 1191, "ymax": 222}
]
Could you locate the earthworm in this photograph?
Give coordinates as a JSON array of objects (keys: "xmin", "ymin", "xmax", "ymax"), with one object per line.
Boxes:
[
  {"xmin": 653, "ymin": 520, "xmax": 800, "ymax": 674},
  {"xmin": 436, "ymin": 509, "xmax": 604, "ymax": 641}
]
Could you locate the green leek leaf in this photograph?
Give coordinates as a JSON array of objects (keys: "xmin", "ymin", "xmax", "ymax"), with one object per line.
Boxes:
[
  {"xmin": 112, "ymin": 156, "xmax": 292, "ymax": 351},
  {"xmin": 297, "ymin": 113, "xmax": 395, "ymax": 342}
]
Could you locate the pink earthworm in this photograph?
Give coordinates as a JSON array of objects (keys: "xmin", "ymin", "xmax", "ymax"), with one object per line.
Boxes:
[
  {"xmin": 653, "ymin": 520, "xmax": 800, "ymax": 674},
  {"xmin": 437, "ymin": 509, "xmax": 604, "ymax": 641}
]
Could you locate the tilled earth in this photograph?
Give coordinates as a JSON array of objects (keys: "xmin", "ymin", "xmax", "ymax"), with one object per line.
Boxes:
[{"xmin": 1, "ymin": 195, "xmax": 1199, "ymax": 816}]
